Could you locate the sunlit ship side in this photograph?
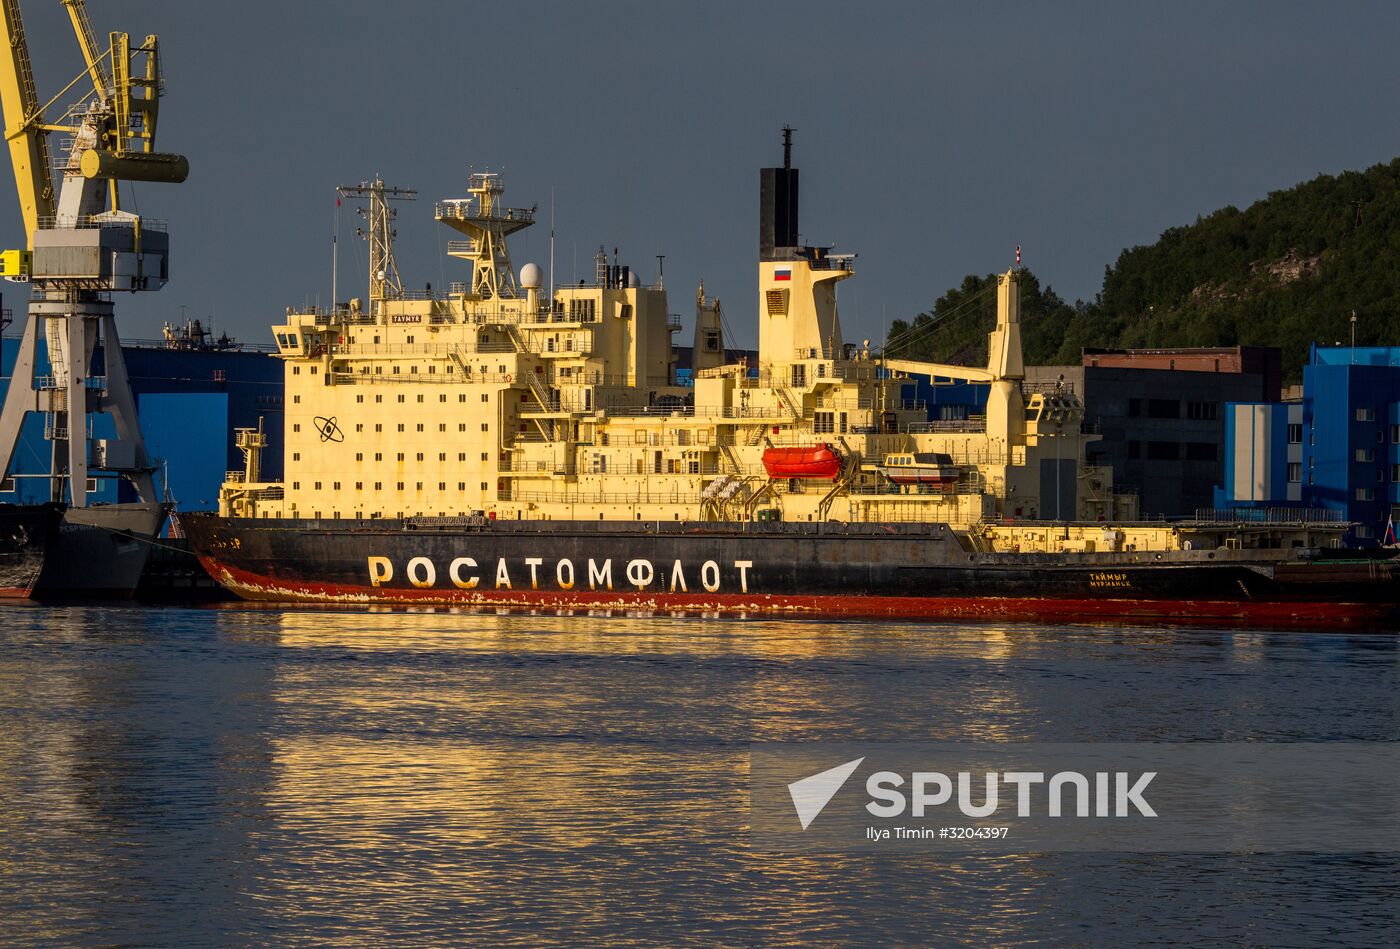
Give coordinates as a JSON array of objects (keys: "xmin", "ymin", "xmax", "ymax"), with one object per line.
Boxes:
[{"xmin": 183, "ymin": 132, "xmax": 1400, "ymax": 626}]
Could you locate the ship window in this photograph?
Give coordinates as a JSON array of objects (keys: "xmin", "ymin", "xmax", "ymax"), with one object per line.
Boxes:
[
  {"xmin": 440, "ymin": 394, "xmax": 447, "ymax": 402},
  {"xmin": 397, "ymin": 424, "xmax": 405, "ymax": 432},
  {"xmin": 374, "ymin": 482, "xmax": 382, "ymax": 490},
  {"xmin": 375, "ymin": 366, "xmax": 383, "ymax": 374},
  {"xmin": 406, "ymin": 336, "xmax": 414, "ymax": 344},
  {"xmin": 1357, "ymin": 448, "xmax": 1377, "ymax": 463},
  {"xmin": 397, "ymin": 453, "xmax": 405, "ymax": 461},
  {"xmin": 293, "ymin": 395, "xmax": 300, "ymax": 403},
  {"xmin": 411, "ymin": 366, "xmax": 419, "ymax": 374},
  {"xmin": 356, "ymin": 482, "xmax": 363, "ymax": 490},
  {"xmin": 375, "ymin": 424, "xmax": 382, "ymax": 433},
  {"xmin": 439, "ymin": 453, "xmax": 446, "ymax": 461},
  {"xmin": 1357, "ymin": 487, "xmax": 1375, "ymax": 501},
  {"xmin": 310, "ymin": 366, "xmax": 318, "ymax": 375},
  {"xmin": 397, "ymin": 395, "xmax": 405, "ymax": 403},
  {"xmin": 397, "ymin": 482, "xmax": 405, "ymax": 491},
  {"xmin": 0, "ymin": 477, "xmax": 13, "ymax": 492},
  {"xmin": 293, "ymin": 366, "xmax": 301, "ymax": 375},
  {"xmin": 817, "ymin": 364, "xmax": 826, "ymax": 378},
  {"xmin": 791, "ymin": 365, "xmax": 806, "ymax": 387},
  {"xmin": 375, "ymin": 395, "xmax": 383, "ymax": 403},
  {"xmin": 439, "ymin": 482, "xmax": 446, "ymax": 491},
  {"xmin": 355, "ymin": 453, "xmax": 363, "ymax": 461},
  {"xmin": 482, "ymin": 482, "xmax": 490, "ymax": 491},
  {"xmin": 314, "ymin": 482, "xmax": 322, "ymax": 490},
  {"xmin": 393, "ymin": 366, "xmax": 401, "ymax": 374},
  {"xmin": 439, "ymin": 424, "xmax": 446, "ymax": 432},
  {"xmin": 356, "ymin": 395, "xmax": 364, "ymax": 404},
  {"xmin": 482, "ymin": 423, "xmax": 489, "ymax": 432},
  {"xmin": 1357, "ymin": 408, "xmax": 1375, "ymax": 422},
  {"xmin": 292, "ymin": 482, "xmax": 300, "ymax": 489},
  {"xmin": 333, "ymin": 482, "xmax": 340, "ymax": 490},
  {"xmin": 477, "ymin": 452, "xmax": 485, "ymax": 461},
  {"xmin": 292, "ymin": 452, "xmax": 300, "ymax": 461},
  {"xmin": 459, "ymin": 482, "xmax": 466, "ymax": 490},
  {"xmin": 814, "ymin": 412, "xmax": 835, "ymax": 434},
  {"xmin": 356, "ymin": 424, "xmax": 363, "ymax": 433},
  {"xmin": 482, "ymin": 394, "xmax": 489, "ymax": 402},
  {"xmin": 459, "ymin": 423, "xmax": 467, "ymax": 432},
  {"xmin": 416, "ymin": 453, "xmax": 424, "ymax": 461},
  {"xmin": 293, "ymin": 424, "xmax": 301, "ymax": 432},
  {"xmin": 417, "ymin": 423, "xmax": 424, "ymax": 432},
  {"xmin": 375, "ymin": 453, "xmax": 382, "ymax": 461},
  {"xmin": 1289, "ymin": 423, "xmax": 1304, "ymax": 444},
  {"xmin": 1392, "ymin": 464, "xmax": 1400, "ymax": 482},
  {"xmin": 416, "ymin": 395, "xmax": 424, "ymax": 403},
  {"xmin": 287, "ymin": 335, "xmax": 298, "ymax": 347},
  {"xmin": 416, "ymin": 482, "xmax": 423, "ymax": 491},
  {"xmin": 429, "ymin": 365, "xmax": 436, "ymax": 374}
]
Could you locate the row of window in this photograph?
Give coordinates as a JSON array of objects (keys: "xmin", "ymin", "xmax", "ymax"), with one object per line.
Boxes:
[
  {"xmin": 290, "ymin": 481, "xmax": 492, "ymax": 493},
  {"xmin": 292, "ymin": 421, "xmax": 492, "ymax": 434},
  {"xmin": 1126, "ymin": 399, "xmax": 1218, "ymax": 420},
  {"xmin": 1125, "ymin": 440, "xmax": 1218, "ymax": 461}
]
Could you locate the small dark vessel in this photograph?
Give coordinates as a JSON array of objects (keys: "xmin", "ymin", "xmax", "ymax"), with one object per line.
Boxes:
[{"xmin": 0, "ymin": 503, "xmax": 62, "ymax": 599}]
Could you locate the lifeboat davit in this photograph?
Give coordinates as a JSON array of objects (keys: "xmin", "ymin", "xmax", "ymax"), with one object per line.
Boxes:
[{"xmin": 762, "ymin": 443, "xmax": 842, "ymax": 480}]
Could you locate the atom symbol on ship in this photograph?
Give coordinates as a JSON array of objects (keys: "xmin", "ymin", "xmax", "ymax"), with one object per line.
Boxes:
[{"xmin": 314, "ymin": 416, "xmax": 344, "ymax": 443}]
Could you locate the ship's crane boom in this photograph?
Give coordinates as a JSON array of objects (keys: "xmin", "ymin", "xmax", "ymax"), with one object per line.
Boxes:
[
  {"xmin": 0, "ymin": 0, "xmax": 187, "ymax": 249},
  {"xmin": 0, "ymin": 0, "xmax": 55, "ymax": 246},
  {"xmin": 0, "ymin": 0, "xmax": 190, "ymax": 515}
]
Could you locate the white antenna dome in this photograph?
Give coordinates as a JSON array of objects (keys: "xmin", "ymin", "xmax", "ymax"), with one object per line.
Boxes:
[{"xmin": 519, "ymin": 262, "xmax": 542, "ymax": 288}]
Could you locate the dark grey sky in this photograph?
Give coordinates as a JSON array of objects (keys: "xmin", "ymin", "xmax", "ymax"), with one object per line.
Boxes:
[{"xmin": 6, "ymin": 1, "xmax": 1399, "ymax": 349}]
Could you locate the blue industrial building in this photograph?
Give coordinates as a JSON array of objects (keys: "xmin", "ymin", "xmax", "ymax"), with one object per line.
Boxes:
[
  {"xmin": 1216, "ymin": 345, "xmax": 1400, "ymax": 545},
  {"xmin": 0, "ymin": 333, "xmax": 284, "ymax": 511}
]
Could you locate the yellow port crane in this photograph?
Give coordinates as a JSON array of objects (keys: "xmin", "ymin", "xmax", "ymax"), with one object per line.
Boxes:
[{"xmin": 0, "ymin": 0, "xmax": 188, "ymax": 522}]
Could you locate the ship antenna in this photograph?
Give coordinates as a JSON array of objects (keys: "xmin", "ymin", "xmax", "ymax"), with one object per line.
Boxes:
[
  {"xmin": 782, "ymin": 125, "xmax": 794, "ymax": 170},
  {"xmin": 548, "ymin": 186, "xmax": 555, "ymax": 313}
]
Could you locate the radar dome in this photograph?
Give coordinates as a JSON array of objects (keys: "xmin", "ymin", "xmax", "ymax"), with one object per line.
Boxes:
[{"xmin": 520, "ymin": 263, "xmax": 543, "ymax": 289}]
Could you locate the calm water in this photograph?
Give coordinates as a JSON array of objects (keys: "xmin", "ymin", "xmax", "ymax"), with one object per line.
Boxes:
[{"xmin": 0, "ymin": 605, "xmax": 1396, "ymax": 947}]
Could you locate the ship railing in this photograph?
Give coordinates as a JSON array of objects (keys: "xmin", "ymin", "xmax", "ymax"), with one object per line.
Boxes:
[
  {"xmin": 119, "ymin": 336, "xmax": 280, "ymax": 353},
  {"xmin": 905, "ymin": 419, "xmax": 986, "ymax": 434},
  {"xmin": 328, "ymin": 342, "xmax": 519, "ymax": 357},
  {"xmin": 328, "ymin": 370, "xmax": 522, "ymax": 386},
  {"xmin": 36, "ymin": 214, "xmax": 167, "ymax": 232},
  {"xmin": 1022, "ymin": 380, "xmax": 1078, "ymax": 396},
  {"xmin": 846, "ymin": 483, "xmax": 983, "ymax": 497},
  {"xmin": 1189, "ymin": 507, "xmax": 1347, "ymax": 525},
  {"xmin": 225, "ymin": 471, "xmax": 245, "ymax": 484},
  {"xmin": 815, "ymin": 397, "xmax": 875, "ymax": 411}
]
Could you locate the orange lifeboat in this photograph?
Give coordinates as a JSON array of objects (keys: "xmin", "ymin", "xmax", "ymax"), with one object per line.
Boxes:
[{"xmin": 762, "ymin": 443, "xmax": 842, "ymax": 480}]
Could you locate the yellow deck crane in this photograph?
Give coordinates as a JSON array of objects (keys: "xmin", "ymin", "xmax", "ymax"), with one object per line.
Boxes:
[{"xmin": 0, "ymin": 0, "xmax": 189, "ymax": 581}]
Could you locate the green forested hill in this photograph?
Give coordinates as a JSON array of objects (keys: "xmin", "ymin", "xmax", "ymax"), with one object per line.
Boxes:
[{"xmin": 885, "ymin": 158, "xmax": 1400, "ymax": 379}]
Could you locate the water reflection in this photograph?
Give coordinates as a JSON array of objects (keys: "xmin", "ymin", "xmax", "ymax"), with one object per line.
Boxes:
[{"xmin": 0, "ymin": 605, "xmax": 1395, "ymax": 945}]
